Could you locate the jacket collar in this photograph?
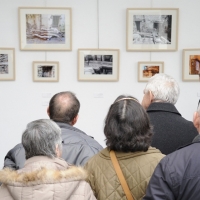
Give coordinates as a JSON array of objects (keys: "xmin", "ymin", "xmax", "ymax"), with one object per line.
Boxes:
[
  {"xmin": 147, "ymin": 102, "xmax": 181, "ymax": 116},
  {"xmin": 56, "ymin": 122, "xmax": 87, "ymax": 135},
  {"xmin": 0, "ymin": 156, "xmax": 87, "ymax": 186},
  {"xmin": 99, "ymin": 147, "xmax": 161, "ymax": 159},
  {"xmin": 192, "ymin": 134, "xmax": 200, "ymax": 143},
  {"xmin": 24, "ymin": 156, "xmax": 69, "ymax": 169},
  {"xmin": 177, "ymin": 134, "xmax": 200, "ymax": 150}
]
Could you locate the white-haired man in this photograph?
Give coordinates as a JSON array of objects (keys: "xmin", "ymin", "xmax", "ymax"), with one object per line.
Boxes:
[
  {"xmin": 143, "ymin": 101, "xmax": 200, "ymax": 200},
  {"xmin": 142, "ymin": 73, "xmax": 198, "ymax": 154}
]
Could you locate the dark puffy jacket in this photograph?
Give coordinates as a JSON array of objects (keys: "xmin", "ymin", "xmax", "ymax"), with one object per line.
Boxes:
[
  {"xmin": 4, "ymin": 122, "xmax": 103, "ymax": 169},
  {"xmin": 143, "ymin": 135, "xmax": 200, "ymax": 200}
]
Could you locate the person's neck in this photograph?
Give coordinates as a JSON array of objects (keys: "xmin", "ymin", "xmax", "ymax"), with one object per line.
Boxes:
[{"xmin": 152, "ymin": 100, "xmax": 166, "ymax": 103}]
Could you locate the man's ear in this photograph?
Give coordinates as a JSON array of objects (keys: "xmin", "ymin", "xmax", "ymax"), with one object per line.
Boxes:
[
  {"xmin": 71, "ymin": 115, "xmax": 79, "ymax": 126},
  {"xmin": 193, "ymin": 111, "xmax": 200, "ymax": 131},
  {"xmin": 47, "ymin": 107, "xmax": 50, "ymax": 117},
  {"xmin": 149, "ymin": 91, "xmax": 154, "ymax": 102}
]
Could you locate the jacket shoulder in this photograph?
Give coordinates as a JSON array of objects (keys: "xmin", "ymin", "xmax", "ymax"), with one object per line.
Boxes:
[{"xmin": 4, "ymin": 143, "xmax": 25, "ymax": 170}]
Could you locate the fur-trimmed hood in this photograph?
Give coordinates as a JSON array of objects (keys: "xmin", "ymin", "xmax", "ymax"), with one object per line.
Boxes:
[
  {"xmin": 0, "ymin": 156, "xmax": 96, "ymax": 200},
  {"xmin": 0, "ymin": 166, "xmax": 87, "ymax": 186}
]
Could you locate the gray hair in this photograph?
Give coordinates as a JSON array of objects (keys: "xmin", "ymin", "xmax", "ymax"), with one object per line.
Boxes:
[
  {"xmin": 144, "ymin": 73, "xmax": 180, "ymax": 105},
  {"xmin": 22, "ymin": 119, "xmax": 62, "ymax": 159}
]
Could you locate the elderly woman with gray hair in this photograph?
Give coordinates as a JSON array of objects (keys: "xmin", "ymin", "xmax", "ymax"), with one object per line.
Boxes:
[{"xmin": 0, "ymin": 119, "xmax": 96, "ymax": 200}]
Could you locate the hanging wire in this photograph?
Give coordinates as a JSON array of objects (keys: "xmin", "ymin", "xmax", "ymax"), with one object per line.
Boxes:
[
  {"xmin": 45, "ymin": 0, "xmax": 47, "ymax": 61},
  {"xmin": 150, "ymin": 0, "xmax": 153, "ymax": 61},
  {"xmin": 97, "ymin": 0, "xmax": 99, "ymax": 49}
]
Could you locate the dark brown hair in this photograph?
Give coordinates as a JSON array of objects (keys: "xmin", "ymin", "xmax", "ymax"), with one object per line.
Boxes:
[{"xmin": 104, "ymin": 95, "xmax": 153, "ymax": 152}]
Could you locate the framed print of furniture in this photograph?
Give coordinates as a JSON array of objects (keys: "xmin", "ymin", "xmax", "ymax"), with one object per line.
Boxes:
[
  {"xmin": 33, "ymin": 61, "xmax": 59, "ymax": 82},
  {"xmin": 19, "ymin": 7, "xmax": 72, "ymax": 51},
  {"xmin": 126, "ymin": 8, "xmax": 178, "ymax": 51},
  {"xmin": 138, "ymin": 61, "xmax": 164, "ymax": 82},
  {"xmin": 183, "ymin": 49, "xmax": 200, "ymax": 81},
  {"xmin": 78, "ymin": 49, "xmax": 119, "ymax": 81},
  {"xmin": 0, "ymin": 48, "xmax": 15, "ymax": 81}
]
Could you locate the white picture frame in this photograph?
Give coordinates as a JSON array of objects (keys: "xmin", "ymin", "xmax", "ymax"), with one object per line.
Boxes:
[
  {"xmin": 33, "ymin": 61, "xmax": 59, "ymax": 82},
  {"xmin": 78, "ymin": 49, "xmax": 120, "ymax": 81},
  {"xmin": 19, "ymin": 7, "xmax": 72, "ymax": 51},
  {"xmin": 127, "ymin": 8, "xmax": 179, "ymax": 51},
  {"xmin": 183, "ymin": 49, "xmax": 200, "ymax": 81},
  {"xmin": 0, "ymin": 48, "xmax": 15, "ymax": 81},
  {"xmin": 138, "ymin": 61, "xmax": 164, "ymax": 82}
]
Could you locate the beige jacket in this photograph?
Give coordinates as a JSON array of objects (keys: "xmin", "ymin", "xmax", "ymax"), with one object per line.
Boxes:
[
  {"xmin": 85, "ymin": 147, "xmax": 165, "ymax": 200},
  {"xmin": 0, "ymin": 156, "xmax": 96, "ymax": 200}
]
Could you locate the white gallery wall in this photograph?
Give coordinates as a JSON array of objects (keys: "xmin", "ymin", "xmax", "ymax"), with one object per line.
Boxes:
[{"xmin": 0, "ymin": 0, "xmax": 200, "ymax": 168}]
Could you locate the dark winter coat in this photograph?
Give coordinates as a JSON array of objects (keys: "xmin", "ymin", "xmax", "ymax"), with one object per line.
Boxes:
[
  {"xmin": 147, "ymin": 102, "xmax": 198, "ymax": 154},
  {"xmin": 143, "ymin": 135, "xmax": 200, "ymax": 200}
]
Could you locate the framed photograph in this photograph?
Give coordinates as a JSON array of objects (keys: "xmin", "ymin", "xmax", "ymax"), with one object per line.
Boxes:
[
  {"xmin": 138, "ymin": 61, "xmax": 164, "ymax": 82},
  {"xmin": 0, "ymin": 48, "xmax": 15, "ymax": 81},
  {"xmin": 183, "ymin": 49, "xmax": 200, "ymax": 81},
  {"xmin": 19, "ymin": 7, "xmax": 72, "ymax": 51},
  {"xmin": 126, "ymin": 8, "xmax": 178, "ymax": 51},
  {"xmin": 78, "ymin": 49, "xmax": 119, "ymax": 81},
  {"xmin": 33, "ymin": 61, "xmax": 59, "ymax": 82}
]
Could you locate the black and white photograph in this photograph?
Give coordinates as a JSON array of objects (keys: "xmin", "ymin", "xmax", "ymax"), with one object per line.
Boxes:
[
  {"xmin": 138, "ymin": 61, "xmax": 164, "ymax": 82},
  {"xmin": 0, "ymin": 54, "xmax": 8, "ymax": 74},
  {"xmin": 33, "ymin": 61, "xmax": 59, "ymax": 82},
  {"xmin": 127, "ymin": 8, "xmax": 178, "ymax": 51},
  {"xmin": 84, "ymin": 55, "xmax": 113, "ymax": 75},
  {"xmin": 133, "ymin": 15, "xmax": 171, "ymax": 44},
  {"xmin": 78, "ymin": 49, "xmax": 119, "ymax": 81},
  {"xmin": 19, "ymin": 7, "xmax": 71, "ymax": 51},
  {"xmin": 0, "ymin": 48, "xmax": 15, "ymax": 81},
  {"xmin": 37, "ymin": 65, "xmax": 55, "ymax": 78}
]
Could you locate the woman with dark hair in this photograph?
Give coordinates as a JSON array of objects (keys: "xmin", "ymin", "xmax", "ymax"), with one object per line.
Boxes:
[{"xmin": 84, "ymin": 95, "xmax": 165, "ymax": 200}]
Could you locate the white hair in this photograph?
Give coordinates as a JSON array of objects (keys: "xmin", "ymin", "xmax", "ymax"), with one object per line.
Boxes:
[{"xmin": 144, "ymin": 73, "xmax": 180, "ymax": 105}]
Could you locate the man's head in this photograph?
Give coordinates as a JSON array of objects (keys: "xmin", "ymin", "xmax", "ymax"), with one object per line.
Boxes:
[
  {"xmin": 47, "ymin": 91, "xmax": 80, "ymax": 125},
  {"xmin": 22, "ymin": 119, "xmax": 62, "ymax": 159},
  {"xmin": 142, "ymin": 73, "xmax": 180, "ymax": 110}
]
